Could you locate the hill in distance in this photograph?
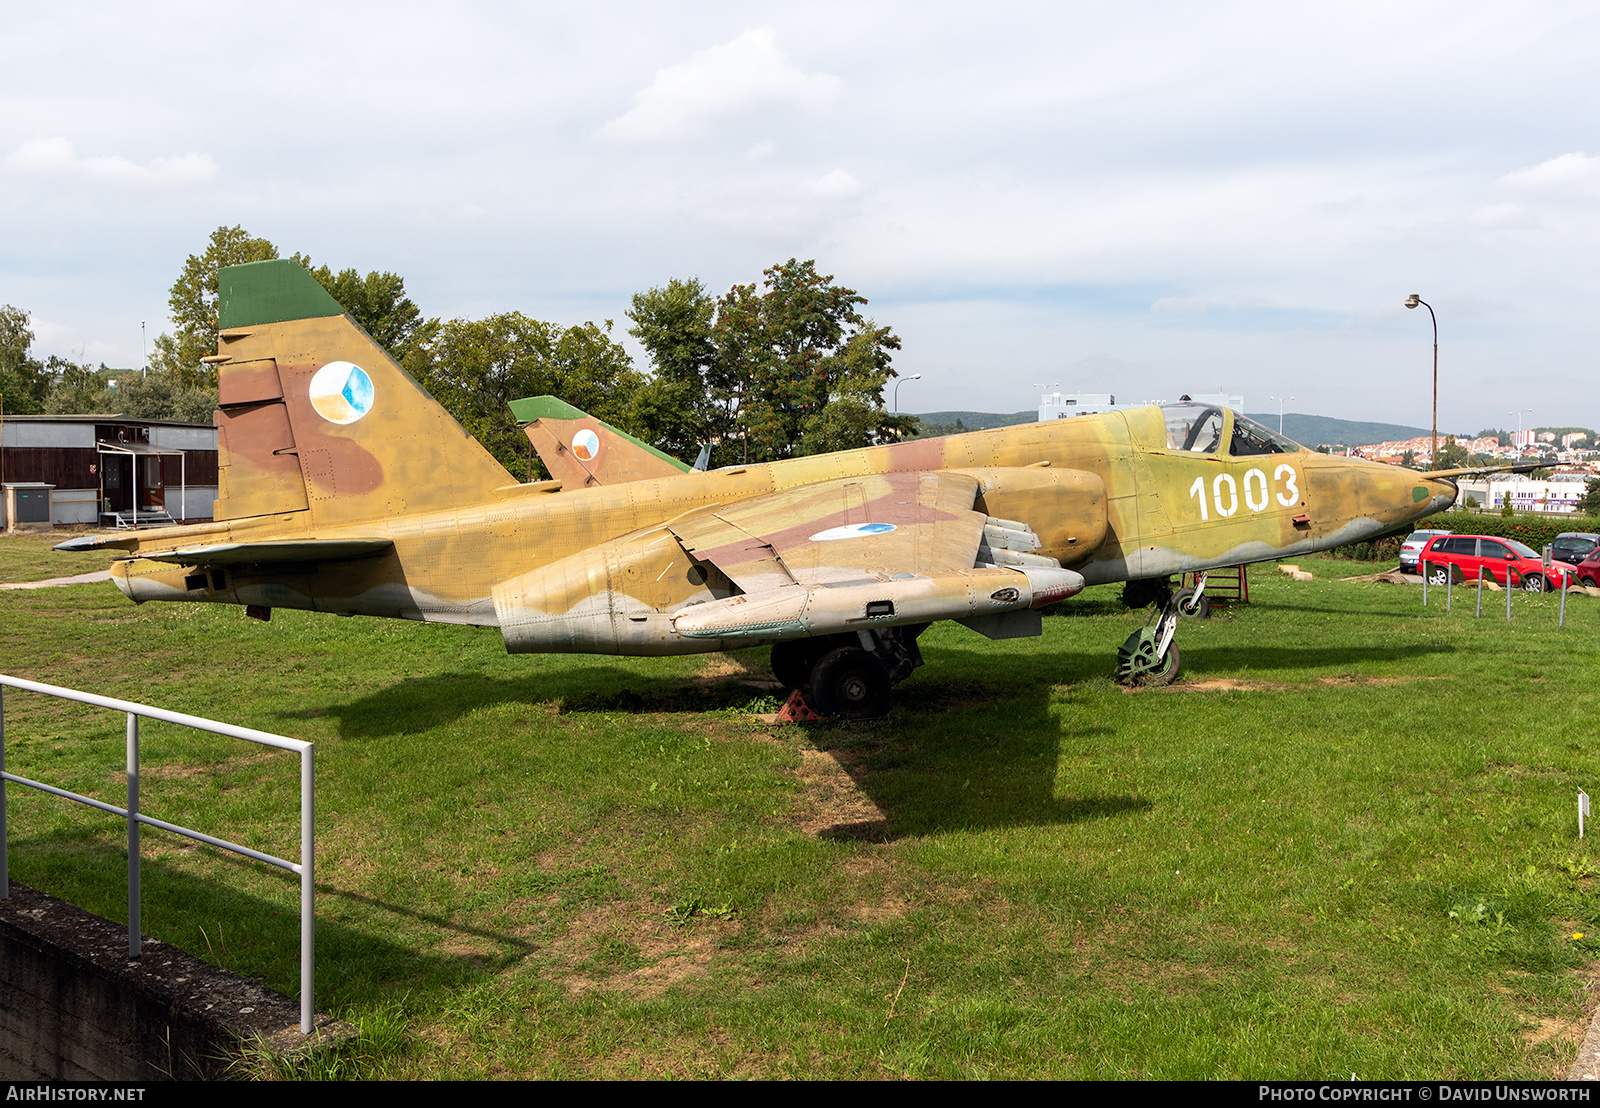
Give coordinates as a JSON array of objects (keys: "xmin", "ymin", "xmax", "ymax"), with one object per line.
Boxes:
[
  {"xmin": 1243, "ymin": 414, "xmax": 1433, "ymax": 447},
  {"xmin": 910, "ymin": 409, "xmax": 1440, "ymax": 447},
  {"xmin": 910, "ymin": 410, "xmax": 1036, "ymax": 431}
]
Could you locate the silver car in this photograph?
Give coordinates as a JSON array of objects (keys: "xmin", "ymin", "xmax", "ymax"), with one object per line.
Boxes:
[{"xmin": 1400, "ymin": 529, "xmax": 1452, "ymax": 573}]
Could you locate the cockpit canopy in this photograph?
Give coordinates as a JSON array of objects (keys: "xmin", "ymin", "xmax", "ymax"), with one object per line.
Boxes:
[{"xmin": 1159, "ymin": 403, "xmax": 1303, "ymax": 457}]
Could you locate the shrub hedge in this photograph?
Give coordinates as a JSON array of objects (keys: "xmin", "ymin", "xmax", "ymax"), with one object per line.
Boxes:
[
  {"xmin": 1397, "ymin": 510, "xmax": 1600, "ymax": 550},
  {"xmin": 1329, "ymin": 511, "xmax": 1600, "ymax": 561}
]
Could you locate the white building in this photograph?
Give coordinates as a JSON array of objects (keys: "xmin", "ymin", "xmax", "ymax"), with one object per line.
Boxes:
[
  {"xmin": 1037, "ymin": 391, "xmax": 1245, "ymax": 421},
  {"xmin": 1456, "ymin": 473, "xmax": 1589, "ymax": 514}
]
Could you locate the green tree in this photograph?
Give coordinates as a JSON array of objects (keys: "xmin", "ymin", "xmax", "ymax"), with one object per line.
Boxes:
[
  {"xmin": 1436, "ymin": 435, "xmax": 1470, "ymax": 470},
  {"xmin": 1577, "ymin": 477, "xmax": 1600, "ymax": 517},
  {"xmin": 151, "ymin": 226, "xmax": 279, "ymax": 388},
  {"xmin": 721, "ymin": 259, "xmax": 906, "ymax": 462},
  {"xmin": 1501, "ymin": 491, "xmax": 1515, "ymax": 518},
  {"xmin": 625, "ymin": 278, "xmax": 724, "ymax": 462},
  {"xmin": 43, "ymin": 359, "xmax": 218, "ymax": 423},
  {"xmin": 41, "ymin": 358, "xmax": 106, "ymax": 414},
  {"xmin": 795, "ymin": 319, "xmax": 906, "ymax": 455},
  {"xmin": 300, "ymin": 263, "xmax": 434, "ymax": 362},
  {"xmin": 0, "ymin": 305, "xmax": 50, "ymax": 415},
  {"xmin": 152, "ymin": 227, "xmax": 432, "ymax": 388},
  {"xmin": 406, "ymin": 314, "xmax": 644, "ymax": 479},
  {"xmin": 627, "ymin": 262, "xmax": 910, "ymax": 465}
]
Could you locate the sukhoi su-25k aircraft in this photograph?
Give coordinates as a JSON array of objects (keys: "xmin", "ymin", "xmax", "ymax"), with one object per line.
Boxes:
[{"xmin": 60, "ymin": 259, "xmax": 1463, "ymax": 718}]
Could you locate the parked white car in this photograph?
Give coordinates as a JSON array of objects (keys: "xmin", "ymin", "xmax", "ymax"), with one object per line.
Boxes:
[{"xmin": 1399, "ymin": 529, "xmax": 1452, "ymax": 573}]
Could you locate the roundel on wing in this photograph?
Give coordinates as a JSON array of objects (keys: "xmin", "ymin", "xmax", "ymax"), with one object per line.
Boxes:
[
  {"xmin": 308, "ymin": 362, "xmax": 375, "ymax": 425},
  {"xmin": 810, "ymin": 522, "xmax": 898, "ymax": 542},
  {"xmin": 572, "ymin": 429, "xmax": 600, "ymax": 462}
]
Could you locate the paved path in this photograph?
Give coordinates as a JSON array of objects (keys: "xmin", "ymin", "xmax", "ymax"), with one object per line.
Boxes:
[{"xmin": 0, "ymin": 570, "xmax": 112, "ymax": 590}]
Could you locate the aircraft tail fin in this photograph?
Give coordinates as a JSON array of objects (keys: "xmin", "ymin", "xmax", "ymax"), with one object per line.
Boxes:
[
  {"xmin": 210, "ymin": 259, "xmax": 514, "ymax": 524},
  {"xmin": 509, "ymin": 395, "xmax": 691, "ymax": 488}
]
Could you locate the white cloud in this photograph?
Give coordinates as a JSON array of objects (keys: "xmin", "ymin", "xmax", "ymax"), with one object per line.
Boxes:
[
  {"xmin": 1470, "ymin": 202, "xmax": 1532, "ymax": 227},
  {"xmin": 5, "ymin": 138, "xmax": 217, "ymax": 186},
  {"xmin": 802, "ymin": 169, "xmax": 861, "ymax": 199},
  {"xmin": 1149, "ymin": 294, "xmax": 1273, "ymax": 314},
  {"xmin": 1499, "ymin": 152, "xmax": 1600, "ymax": 189},
  {"xmin": 598, "ymin": 28, "xmax": 842, "ymax": 143}
]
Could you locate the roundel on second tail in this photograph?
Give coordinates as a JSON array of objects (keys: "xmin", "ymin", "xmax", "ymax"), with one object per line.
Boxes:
[
  {"xmin": 810, "ymin": 522, "xmax": 898, "ymax": 542},
  {"xmin": 572, "ymin": 429, "xmax": 600, "ymax": 461},
  {"xmin": 309, "ymin": 362, "xmax": 375, "ymax": 425}
]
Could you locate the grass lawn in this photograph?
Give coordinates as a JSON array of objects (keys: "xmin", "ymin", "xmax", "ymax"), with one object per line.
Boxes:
[{"xmin": 2, "ymin": 539, "xmax": 1598, "ymax": 1079}]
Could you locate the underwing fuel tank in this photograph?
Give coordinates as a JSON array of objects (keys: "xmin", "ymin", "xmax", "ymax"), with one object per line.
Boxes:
[
  {"xmin": 493, "ymin": 559, "xmax": 1085, "ymax": 656},
  {"xmin": 670, "ymin": 565, "xmax": 1085, "ymax": 642}
]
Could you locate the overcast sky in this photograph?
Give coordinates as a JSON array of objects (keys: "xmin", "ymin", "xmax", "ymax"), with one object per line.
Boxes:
[{"xmin": 4, "ymin": 2, "xmax": 1598, "ymax": 433}]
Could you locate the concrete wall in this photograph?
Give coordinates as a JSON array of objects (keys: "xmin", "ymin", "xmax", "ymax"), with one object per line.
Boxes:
[
  {"xmin": 49, "ymin": 489, "xmax": 97, "ymax": 525},
  {"xmin": 167, "ymin": 486, "xmax": 218, "ymax": 522},
  {"xmin": 0, "ymin": 882, "xmax": 335, "ymax": 1080}
]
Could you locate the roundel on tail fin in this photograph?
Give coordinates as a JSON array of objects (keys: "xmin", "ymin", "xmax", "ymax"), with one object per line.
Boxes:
[
  {"xmin": 309, "ymin": 362, "xmax": 375, "ymax": 424},
  {"xmin": 572, "ymin": 429, "xmax": 600, "ymax": 461}
]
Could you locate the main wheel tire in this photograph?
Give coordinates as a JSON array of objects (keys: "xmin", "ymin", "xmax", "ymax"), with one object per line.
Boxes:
[
  {"xmin": 1523, "ymin": 573, "xmax": 1547, "ymax": 593},
  {"xmin": 808, "ymin": 647, "xmax": 893, "ymax": 720},
  {"xmin": 1426, "ymin": 565, "xmax": 1449, "ymax": 586},
  {"xmin": 1173, "ymin": 588, "xmax": 1211, "ymax": 619},
  {"xmin": 771, "ymin": 639, "xmax": 826, "ymax": 691},
  {"xmin": 1136, "ymin": 645, "xmax": 1181, "ymax": 687}
]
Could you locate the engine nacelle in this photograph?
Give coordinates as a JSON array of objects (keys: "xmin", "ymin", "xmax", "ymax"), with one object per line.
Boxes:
[{"xmin": 957, "ymin": 466, "xmax": 1108, "ymax": 565}]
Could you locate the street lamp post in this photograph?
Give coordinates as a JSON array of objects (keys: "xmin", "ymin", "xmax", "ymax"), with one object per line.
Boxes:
[
  {"xmin": 1404, "ymin": 294, "xmax": 1438, "ymax": 469},
  {"xmin": 1269, "ymin": 395, "xmax": 1294, "ymax": 436},
  {"xmin": 893, "ymin": 373, "xmax": 921, "ymax": 415},
  {"xmin": 1509, "ymin": 409, "xmax": 1532, "ymax": 452}
]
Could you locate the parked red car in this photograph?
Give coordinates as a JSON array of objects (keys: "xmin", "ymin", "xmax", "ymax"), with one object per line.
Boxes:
[
  {"xmin": 1575, "ymin": 547, "xmax": 1600, "ymax": 588},
  {"xmin": 1418, "ymin": 534, "xmax": 1578, "ymax": 592}
]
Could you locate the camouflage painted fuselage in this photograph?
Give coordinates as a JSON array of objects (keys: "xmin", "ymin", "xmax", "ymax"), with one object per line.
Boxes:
[{"xmin": 85, "ymin": 260, "xmax": 1456, "ymax": 658}]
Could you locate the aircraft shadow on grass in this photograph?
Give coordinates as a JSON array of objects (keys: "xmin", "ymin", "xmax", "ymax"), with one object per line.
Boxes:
[
  {"xmin": 299, "ymin": 635, "xmax": 1457, "ymax": 842},
  {"xmin": 303, "ymin": 652, "xmax": 1150, "ymax": 841}
]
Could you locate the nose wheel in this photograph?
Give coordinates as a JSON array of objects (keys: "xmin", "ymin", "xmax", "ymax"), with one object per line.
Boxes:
[{"xmin": 1115, "ymin": 573, "xmax": 1205, "ymax": 688}]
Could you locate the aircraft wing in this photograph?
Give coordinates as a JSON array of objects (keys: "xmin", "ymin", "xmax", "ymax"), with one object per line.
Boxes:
[
  {"xmin": 668, "ymin": 471, "xmax": 989, "ymax": 591},
  {"xmin": 663, "ymin": 471, "xmax": 1084, "ymax": 641}
]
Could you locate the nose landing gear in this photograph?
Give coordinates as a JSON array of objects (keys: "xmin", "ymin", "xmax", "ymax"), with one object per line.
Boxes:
[{"xmin": 1115, "ymin": 573, "xmax": 1206, "ymax": 688}]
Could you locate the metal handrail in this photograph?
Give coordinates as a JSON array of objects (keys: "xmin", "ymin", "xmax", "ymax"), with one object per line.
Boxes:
[{"xmin": 0, "ymin": 674, "xmax": 315, "ymax": 1034}]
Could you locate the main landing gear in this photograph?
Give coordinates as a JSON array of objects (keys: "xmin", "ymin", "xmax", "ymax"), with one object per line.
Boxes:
[
  {"xmin": 1116, "ymin": 573, "xmax": 1207, "ymax": 688},
  {"xmin": 770, "ymin": 625, "xmax": 927, "ymax": 720}
]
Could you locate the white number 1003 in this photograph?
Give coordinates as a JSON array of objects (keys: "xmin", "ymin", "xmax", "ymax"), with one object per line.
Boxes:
[{"xmin": 1189, "ymin": 465, "xmax": 1299, "ymax": 522}]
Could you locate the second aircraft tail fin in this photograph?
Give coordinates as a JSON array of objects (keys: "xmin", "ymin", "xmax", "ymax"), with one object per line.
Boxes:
[{"xmin": 509, "ymin": 395, "xmax": 692, "ymax": 488}]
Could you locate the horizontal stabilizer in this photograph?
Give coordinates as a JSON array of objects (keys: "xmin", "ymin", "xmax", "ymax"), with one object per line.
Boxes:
[
  {"xmin": 1423, "ymin": 462, "xmax": 1545, "ymax": 480},
  {"xmin": 57, "ymin": 537, "xmax": 394, "ymax": 565}
]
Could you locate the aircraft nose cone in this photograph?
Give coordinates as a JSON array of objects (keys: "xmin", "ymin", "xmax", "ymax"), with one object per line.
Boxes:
[{"xmin": 1418, "ymin": 475, "xmax": 1458, "ymax": 516}]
